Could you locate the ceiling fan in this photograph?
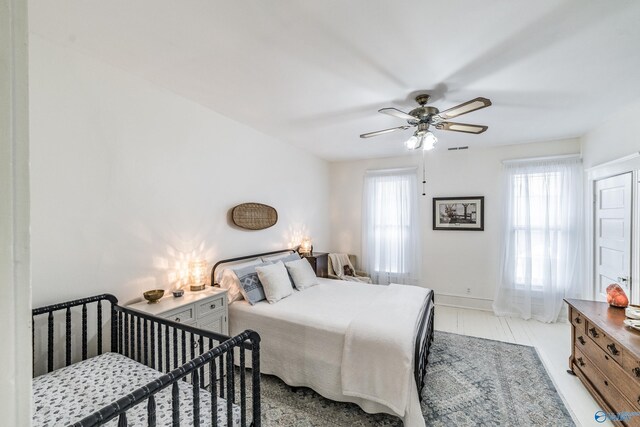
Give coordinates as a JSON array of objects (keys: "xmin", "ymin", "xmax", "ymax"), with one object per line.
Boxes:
[{"xmin": 360, "ymin": 94, "xmax": 492, "ymax": 151}]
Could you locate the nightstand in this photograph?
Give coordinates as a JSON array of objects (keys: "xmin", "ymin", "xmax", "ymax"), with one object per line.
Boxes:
[
  {"xmin": 301, "ymin": 252, "xmax": 329, "ymax": 278},
  {"xmin": 127, "ymin": 287, "xmax": 228, "ymax": 335}
]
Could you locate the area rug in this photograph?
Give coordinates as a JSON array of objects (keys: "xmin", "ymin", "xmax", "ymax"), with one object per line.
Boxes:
[{"xmin": 256, "ymin": 331, "xmax": 575, "ymax": 426}]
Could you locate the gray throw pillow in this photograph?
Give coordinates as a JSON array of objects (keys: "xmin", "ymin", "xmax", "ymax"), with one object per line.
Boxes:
[
  {"xmin": 234, "ymin": 262, "xmax": 271, "ymax": 305},
  {"xmin": 280, "ymin": 253, "xmax": 301, "ymax": 263}
]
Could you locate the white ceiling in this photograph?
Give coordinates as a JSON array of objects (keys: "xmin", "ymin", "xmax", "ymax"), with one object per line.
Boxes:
[{"xmin": 30, "ymin": 0, "xmax": 640, "ymax": 161}]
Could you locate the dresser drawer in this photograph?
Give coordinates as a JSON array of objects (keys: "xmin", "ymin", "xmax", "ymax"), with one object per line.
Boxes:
[
  {"xmin": 162, "ymin": 305, "xmax": 195, "ymax": 324},
  {"xmin": 587, "ymin": 321, "xmax": 624, "ymax": 364},
  {"xmin": 578, "ymin": 329, "xmax": 640, "ymax": 409},
  {"xmin": 197, "ymin": 296, "xmax": 225, "ymax": 319},
  {"xmin": 623, "ymin": 352, "xmax": 640, "ymax": 384},
  {"xmin": 199, "ymin": 312, "xmax": 226, "ymax": 335},
  {"xmin": 574, "ymin": 348, "xmax": 640, "ymax": 426},
  {"xmin": 571, "ymin": 307, "xmax": 585, "ymax": 331}
]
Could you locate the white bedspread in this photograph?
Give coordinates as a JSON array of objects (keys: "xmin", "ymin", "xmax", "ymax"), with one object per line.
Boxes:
[
  {"xmin": 342, "ymin": 284, "xmax": 430, "ymax": 427},
  {"xmin": 229, "ymin": 278, "xmax": 432, "ymax": 426}
]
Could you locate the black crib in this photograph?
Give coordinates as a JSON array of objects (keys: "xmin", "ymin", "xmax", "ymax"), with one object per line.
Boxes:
[{"xmin": 32, "ymin": 294, "xmax": 261, "ymax": 427}]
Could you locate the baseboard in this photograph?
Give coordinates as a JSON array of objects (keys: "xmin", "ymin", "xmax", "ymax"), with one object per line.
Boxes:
[{"xmin": 434, "ymin": 292, "xmax": 494, "ymax": 312}]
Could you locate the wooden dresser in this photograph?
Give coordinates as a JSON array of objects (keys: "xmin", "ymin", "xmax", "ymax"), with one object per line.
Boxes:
[{"xmin": 566, "ymin": 299, "xmax": 640, "ymax": 426}]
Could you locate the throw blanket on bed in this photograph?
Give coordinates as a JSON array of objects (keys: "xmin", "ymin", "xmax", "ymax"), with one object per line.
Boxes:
[
  {"xmin": 329, "ymin": 253, "xmax": 372, "ymax": 284},
  {"xmin": 341, "ymin": 283, "xmax": 430, "ymax": 427}
]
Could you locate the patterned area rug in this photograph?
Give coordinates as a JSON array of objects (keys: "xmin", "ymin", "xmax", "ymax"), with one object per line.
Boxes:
[{"xmin": 258, "ymin": 331, "xmax": 575, "ymax": 426}]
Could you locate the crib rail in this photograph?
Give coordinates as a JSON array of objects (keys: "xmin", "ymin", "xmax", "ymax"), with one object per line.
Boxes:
[{"xmin": 32, "ymin": 294, "xmax": 118, "ymax": 374}]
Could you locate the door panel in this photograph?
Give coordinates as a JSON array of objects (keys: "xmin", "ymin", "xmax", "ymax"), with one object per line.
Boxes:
[{"xmin": 595, "ymin": 173, "xmax": 632, "ymax": 300}]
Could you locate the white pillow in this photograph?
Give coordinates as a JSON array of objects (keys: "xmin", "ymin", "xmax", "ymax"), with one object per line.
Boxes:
[
  {"xmin": 217, "ymin": 258, "xmax": 262, "ymax": 303},
  {"xmin": 285, "ymin": 258, "xmax": 319, "ymax": 290},
  {"xmin": 218, "ymin": 269, "xmax": 244, "ymax": 303},
  {"xmin": 216, "ymin": 258, "xmax": 261, "ymax": 283},
  {"xmin": 255, "ymin": 261, "xmax": 293, "ymax": 303}
]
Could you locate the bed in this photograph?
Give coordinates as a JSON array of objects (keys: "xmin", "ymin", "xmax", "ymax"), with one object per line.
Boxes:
[
  {"xmin": 212, "ymin": 250, "xmax": 435, "ymax": 427},
  {"xmin": 31, "ymin": 294, "xmax": 262, "ymax": 426}
]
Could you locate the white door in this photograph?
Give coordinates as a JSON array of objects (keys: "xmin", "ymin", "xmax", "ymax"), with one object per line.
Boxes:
[{"xmin": 594, "ymin": 173, "xmax": 633, "ymax": 300}]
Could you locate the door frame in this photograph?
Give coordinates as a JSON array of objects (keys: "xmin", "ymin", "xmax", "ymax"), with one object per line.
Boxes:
[
  {"xmin": 0, "ymin": 0, "xmax": 31, "ymax": 423},
  {"xmin": 586, "ymin": 152, "xmax": 640, "ymax": 303}
]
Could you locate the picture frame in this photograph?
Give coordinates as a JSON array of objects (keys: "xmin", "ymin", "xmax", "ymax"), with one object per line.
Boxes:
[{"xmin": 433, "ymin": 196, "xmax": 484, "ymax": 231}]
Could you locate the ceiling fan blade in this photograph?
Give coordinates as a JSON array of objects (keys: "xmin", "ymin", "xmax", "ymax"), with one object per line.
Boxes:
[
  {"xmin": 435, "ymin": 122, "xmax": 488, "ymax": 134},
  {"xmin": 435, "ymin": 97, "xmax": 492, "ymax": 120},
  {"xmin": 378, "ymin": 108, "xmax": 418, "ymax": 121},
  {"xmin": 360, "ymin": 125, "xmax": 412, "ymax": 138}
]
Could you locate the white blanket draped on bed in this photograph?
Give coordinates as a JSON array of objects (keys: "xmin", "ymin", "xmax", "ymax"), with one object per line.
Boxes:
[{"xmin": 342, "ymin": 284, "xmax": 429, "ymax": 427}]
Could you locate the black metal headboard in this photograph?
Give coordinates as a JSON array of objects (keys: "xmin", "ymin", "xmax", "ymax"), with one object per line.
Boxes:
[{"xmin": 210, "ymin": 248, "xmax": 297, "ymax": 286}]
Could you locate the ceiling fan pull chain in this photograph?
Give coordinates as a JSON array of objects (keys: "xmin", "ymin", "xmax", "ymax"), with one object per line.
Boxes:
[{"xmin": 422, "ymin": 149, "xmax": 427, "ymax": 196}]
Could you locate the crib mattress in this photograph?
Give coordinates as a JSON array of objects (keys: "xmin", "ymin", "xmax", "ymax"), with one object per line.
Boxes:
[{"xmin": 32, "ymin": 352, "xmax": 241, "ymax": 426}]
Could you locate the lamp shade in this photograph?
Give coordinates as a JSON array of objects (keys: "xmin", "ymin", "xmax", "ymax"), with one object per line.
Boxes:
[
  {"xmin": 188, "ymin": 260, "xmax": 207, "ymax": 291},
  {"xmin": 299, "ymin": 237, "xmax": 312, "ymax": 255}
]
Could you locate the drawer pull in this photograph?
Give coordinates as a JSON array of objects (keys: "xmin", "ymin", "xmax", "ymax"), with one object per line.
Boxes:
[
  {"xmin": 604, "ymin": 380, "xmax": 609, "ymax": 386},
  {"xmin": 175, "ymin": 317, "xmax": 181, "ymax": 323},
  {"xmin": 634, "ymin": 367, "xmax": 640, "ymax": 377},
  {"xmin": 193, "ymin": 341, "xmax": 199, "ymax": 349},
  {"xmin": 607, "ymin": 343, "xmax": 620, "ymax": 356},
  {"xmin": 210, "ymin": 304, "xmax": 216, "ymax": 309},
  {"xmin": 574, "ymin": 316, "xmax": 581, "ymax": 324},
  {"xmin": 577, "ymin": 336, "xmax": 586, "ymax": 345},
  {"xmin": 588, "ymin": 327, "xmax": 599, "ymax": 338},
  {"xmin": 576, "ymin": 357, "xmax": 585, "ymax": 367}
]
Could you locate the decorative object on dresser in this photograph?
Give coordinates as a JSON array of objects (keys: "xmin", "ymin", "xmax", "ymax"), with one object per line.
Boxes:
[
  {"xmin": 128, "ymin": 287, "xmax": 229, "ymax": 335},
  {"xmin": 298, "ymin": 237, "xmax": 313, "ymax": 256},
  {"xmin": 300, "ymin": 251, "xmax": 328, "ymax": 278},
  {"xmin": 607, "ymin": 283, "xmax": 630, "ymax": 308},
  {"xmin": 32, "ymin": 294, "xmax": 261, "ymax": 426},
  {"xmin": 566, "ymin": 298, "xmax": 640, "ymax": 426},
  {"xmin": 188, "ymin": 259, "xmax": 207, "ymax": 291},
  {"xmin": 143, "ymin": 289, "xmax": 164, "ymax": 304},
  {"xmin": 231, "ymin": 202, "xmax": 278, "ymax": 230},
  {"xmin": 433, "ymin": 196, "xmax": 484, "ymax": 230}
]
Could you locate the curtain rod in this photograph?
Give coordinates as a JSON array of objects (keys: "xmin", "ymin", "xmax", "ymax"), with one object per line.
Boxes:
[
  {"xmin": 365, "ymin": 166, "xmax": 417, "ymax": 175},
  {"xmin": 501, "ymin": 153, "xmax": 581, "ymax": 165}
]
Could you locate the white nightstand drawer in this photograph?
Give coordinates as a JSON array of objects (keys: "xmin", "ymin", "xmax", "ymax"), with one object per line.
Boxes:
[
  {"xmin": 197, "ymin": 296, "xmax": 225, "ymax": 319},
  {"xmin": 199, "ymin": 312, "xmax": 226, "ymax": 335},
  {"xmin": 163, "ymin": 306, "xmax": 195, "ymax": 324}
]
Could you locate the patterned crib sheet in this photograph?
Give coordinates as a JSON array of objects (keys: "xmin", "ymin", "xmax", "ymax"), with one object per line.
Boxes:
[{"xmin": 32, "ymin": 352, "xmax": 241, "ymax": 426}]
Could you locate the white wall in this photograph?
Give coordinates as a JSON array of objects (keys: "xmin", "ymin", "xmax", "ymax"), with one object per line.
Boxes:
[
  {"xmin": 30, "ymin": 36, "xmax": 330, "ymax": 308},
  {"xmin": 581, "ymin": 99, "xmax": 640, "ymax": 168},
  {"xmin": 329, "ymin": 139, "xmax": 580, "ymax": 310}
]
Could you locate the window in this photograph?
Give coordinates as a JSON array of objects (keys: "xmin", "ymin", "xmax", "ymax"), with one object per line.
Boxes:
[
  {"xmin": 493, "ymin": 157, "xmax": 583, "ymax": 323},
  {"xmin": 511, "ymin": 171, "xmax": 563, "ymax": 289},
  {"xmin": 362, "ymin": 169, "xmax": 420, "ymax": 285}
]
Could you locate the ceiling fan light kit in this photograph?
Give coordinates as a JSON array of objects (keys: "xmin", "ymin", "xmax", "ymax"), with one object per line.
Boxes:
[{"xmin": 360, "ymin": 93, "xmax": 492, "ymax": 151}]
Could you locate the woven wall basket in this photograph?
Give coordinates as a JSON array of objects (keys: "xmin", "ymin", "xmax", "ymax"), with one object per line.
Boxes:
[{"xmin": 231, "ymin": 203, "xmax": 278, "ymax": 230}]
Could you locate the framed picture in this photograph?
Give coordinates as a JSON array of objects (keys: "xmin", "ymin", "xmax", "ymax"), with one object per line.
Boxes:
[{"xmin": 433, "ymin": 196, "xmax": 484, "ymax": 231}]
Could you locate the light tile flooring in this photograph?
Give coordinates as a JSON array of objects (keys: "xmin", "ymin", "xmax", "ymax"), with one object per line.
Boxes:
[{"xmin": 433, "ymin": 305, "xmax": 609, "ymax": 427}]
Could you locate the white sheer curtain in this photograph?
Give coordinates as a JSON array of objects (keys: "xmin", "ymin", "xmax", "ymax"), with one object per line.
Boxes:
[
  {"xmin": 362, "ymin": 168, "xmax": 421, "ymax": 286},
  {"xmin": 493, "ymin": 157, "xmax": 584, "ymax": 323}
]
